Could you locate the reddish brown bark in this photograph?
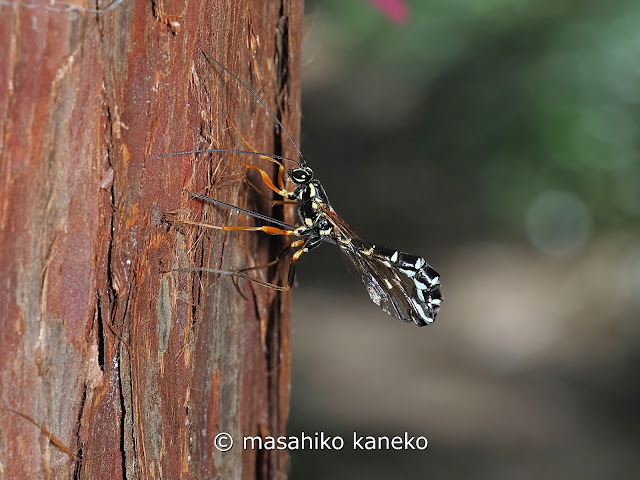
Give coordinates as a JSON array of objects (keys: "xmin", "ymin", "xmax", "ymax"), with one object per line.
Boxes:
[{"xmin": 0, "ymin": 0, "xmax": 302, "ymax": 478}]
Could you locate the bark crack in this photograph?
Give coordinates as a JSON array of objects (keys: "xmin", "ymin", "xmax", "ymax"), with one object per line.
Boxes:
[{"xmin": 71, "ymin": 384, "xmax": 87, "ymax": 478}]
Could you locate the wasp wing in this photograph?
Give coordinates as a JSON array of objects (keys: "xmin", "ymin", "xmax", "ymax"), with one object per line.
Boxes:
[{"xmin": 324, "ymin": 208, "xmax": 442, "ymax": 326}]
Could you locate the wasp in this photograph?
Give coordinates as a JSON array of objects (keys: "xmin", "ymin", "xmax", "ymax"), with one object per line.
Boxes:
[{"xmin": 162, "ymin": 53, "xmax": 442, "ymax": 326}]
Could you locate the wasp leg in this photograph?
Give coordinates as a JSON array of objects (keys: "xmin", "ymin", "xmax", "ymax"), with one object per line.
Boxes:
[
  {"xmin": 229, "ymin": 122, "xmax": 288, "ymax": 191},
  {"xmin": 235, "ymin": 235, "xmax": 323, "ymax": 290},
  {"xmin": 238, "ymin": 240, "xmax": 303, "ymax": 274},
  {"xmin": 165, "ymin": 217, "xmax": 302, "ymax": 237},
  {"xmin": 231, "ymin": 240, "xmax": 301, "ymax": 297},
  {"xmin": 231, "ymin": 156, "xmax": 289, "ymax": 197},
  {"xmin": 282, "ymin": 235, "xmax": 324, "ymax": 288},
  {"xmin": 223, "ymin": 225, "xmax": 301, "ymax": 235},
  {"xmin": 1, "ymin": 407, "xmax": 78, "ymax": 459},
  {"xmin": 205, "ymin": 133, "xmax": 289, "ymax": 198},
  {"xmin": 244, "ymin": 177, "xmax": 298, "ymax": 205},
  {"xmin": 171, "ymin": 240, "xmax": 302, "ymax": 291},
  {"xmin": 171, "ymin": 236, "xmax": 323, "ymax": 291}
]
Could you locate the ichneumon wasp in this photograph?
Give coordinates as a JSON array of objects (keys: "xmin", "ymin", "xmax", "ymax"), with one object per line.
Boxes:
[{"xmin": 161, "ymin": 52, "xmax": 443, "ymax": 326}]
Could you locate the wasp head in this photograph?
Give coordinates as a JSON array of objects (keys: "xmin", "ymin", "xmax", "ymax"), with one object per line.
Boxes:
[{"xmin": 287, "ymin": 166, "xmax": 314, "ymax": 185}]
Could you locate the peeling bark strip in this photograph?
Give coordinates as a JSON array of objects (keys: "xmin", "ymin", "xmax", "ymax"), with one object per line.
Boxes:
[{"xmin": 0, "ymin": 1, "xmax": 303, "ymax": 478}]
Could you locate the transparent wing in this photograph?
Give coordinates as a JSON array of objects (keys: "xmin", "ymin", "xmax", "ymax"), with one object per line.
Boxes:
[{"xmin": 324, "ymin": 208, "xmax": 442, "ymax": 326}]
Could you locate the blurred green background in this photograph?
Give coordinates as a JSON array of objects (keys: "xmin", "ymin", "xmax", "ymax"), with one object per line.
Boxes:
[{"xmin": 287, "ymin": 0, "xmax": 640, "ymax": 478}]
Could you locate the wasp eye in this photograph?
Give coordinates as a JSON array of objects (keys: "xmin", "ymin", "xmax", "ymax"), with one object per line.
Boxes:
[{"xmin": 288, "ymin": 167, "xmax": 313, "ymax": 184}]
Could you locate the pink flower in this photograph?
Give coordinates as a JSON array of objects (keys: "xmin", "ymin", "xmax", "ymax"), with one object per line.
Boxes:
[{"xmin": 366, "ymin": 0, "xmax": 410, "ymax": 24}]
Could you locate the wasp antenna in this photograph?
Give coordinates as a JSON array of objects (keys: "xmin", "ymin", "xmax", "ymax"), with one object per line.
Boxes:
[
  {"xmin": 202, "ymin": 51, "xmax": 305, "ymax": 165},
  {"xmin": 157, "ymin": 149, "xmax": 300, "ymax": 166}
]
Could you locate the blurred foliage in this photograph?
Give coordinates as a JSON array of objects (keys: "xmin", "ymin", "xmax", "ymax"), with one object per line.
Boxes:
[
  {"xmin": 291, "ymin": 5, "xmax": 640, "ymax": 478},
  {"xmin": 302, "ymin": 0, "xmax": 640, "ymax": 246}
]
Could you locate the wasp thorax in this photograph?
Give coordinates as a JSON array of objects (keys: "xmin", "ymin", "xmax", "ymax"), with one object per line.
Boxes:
[{"xmin": 288, "ymin": 166, "xmax": 313, "ymax": 185}]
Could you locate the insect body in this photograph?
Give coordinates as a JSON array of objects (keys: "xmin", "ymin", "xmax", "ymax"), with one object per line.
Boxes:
[
  {"xmin": 284, "ymin": 164, "xmax": 442, "ymax": 326},
  {"xmin": 165, "ymin": 53, "xmax": 443, "ymax": 326}
]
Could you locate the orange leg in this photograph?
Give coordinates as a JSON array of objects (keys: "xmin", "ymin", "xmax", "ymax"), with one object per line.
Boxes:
[
  {"xmin": 1, "ymin": 406, "xmax": 78, "ymax": 459},
  {"xmin": 209, "ymin": 135, "xmax": 290, "ymax": 198},
  {"xmin": 221, "ymin": 225, "xmax": 300, "ymax": 236},
  {"xmin": 166, "ymin": 218, "xmax": 304, "ymax": 236},
  {"xmin": 229, "ymin": 122, "xmax": 288, "ymax": 191},
  {"xmin": 244, "ymin": 177, "xmax": 298, "ymax": 205},
  {"xmin": 243, "ymin": 163, "xmax": 288, "ymax": 198}
]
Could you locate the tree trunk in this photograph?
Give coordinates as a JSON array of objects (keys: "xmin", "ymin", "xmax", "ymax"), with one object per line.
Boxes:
[{"xmin": 0, "ymin": 1, "xmax": 302, "ymax": 478}]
